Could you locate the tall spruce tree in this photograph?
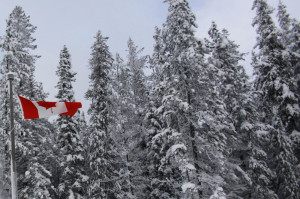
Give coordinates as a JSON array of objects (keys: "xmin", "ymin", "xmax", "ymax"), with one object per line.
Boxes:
[
  {"xmin": 108, "ymin": 54, "xmax": 132, "ymax": 198},
  {"xmin": 143, "ymin": 26, "xmax": 164, "ymax": 197},
  {"xmin": 0, "ymin": 6, "xmax": 53, "ymax": 198},
  {"xmin": 55, "ymin": 46, "xmax": 87, "ymax": 199},
  {"xmin": 126, "ymin": 38, "xmax": 148, "ymax": 107},
  {"xmin": 206, "ymin": 21, "xmax": 279, "ymax": 198},
  {"xmin": 206, "ymin": 22, "xmax": 250, "ymax": 198},
  {"xmin": 124, "ymin": 38, "xmax": 148, "ymax": 198},
  {"xmin": 145, "ymin": 0, "xmax": 232, "ymax": 197},
  {"xmin": 277, "ymin": 0, "xmax": 300, "ymax": 160},
  {"xmin": 85, "ymin": 31, "xmax": 121, "ymax": 199},
  {"xmin": 252, "ymin": 0, "xmax": 299, "ymax": 198},
  {"xmin": 109, "ymin": 38, "xmax": 149, "ymax": 198},
  {"xmin": 290, "ymin": 19, "xmax": 300, "ymax": 98}
]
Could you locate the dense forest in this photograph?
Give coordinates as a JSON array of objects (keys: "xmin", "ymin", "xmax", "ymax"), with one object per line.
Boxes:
[{"xmin": 0, "ymin": 0, "xmax": 299, "ymax": 198}]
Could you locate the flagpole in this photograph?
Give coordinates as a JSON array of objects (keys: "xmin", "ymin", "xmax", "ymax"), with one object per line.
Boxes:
[{"xmin": 8, "ymin": 73, "xmax": 17, "ymax": 199}]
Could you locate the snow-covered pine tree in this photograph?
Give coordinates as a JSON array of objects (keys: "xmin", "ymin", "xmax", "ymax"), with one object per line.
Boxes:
[
  {"xmin": 109, "ymin": 38, "xmax": 149, "ymax": 198},
  {"xmin": 109, "ymin": 53, "xmax": 137, "ymax": 198},
  {"xmin": 85, "ymin": 31, "xmax": 121, "ymax": 199},
  {"xmin": 150, "ymin": 0, "xmax": 201, "ymax": 196},
  {"xmin": 289, "ymin": 21, "xmax": 300, "ymax": 165},
  {"xmin": 19, "ymin": 120, "xmax": 55, "ymax": 199},
  {"xmin": 206, "ymin": 22, "xmax": 250, "ymax": 198},
  {"xmin": 55, "ymin": 45, "xmax": 87, "ymax": 199},
  {"xmin": 277, "ymin": 0, "xmax": 300, "ymax": 101},
  {"xmin": 72, "ymin": 110, "xmax": 89, "ymax": 198},
  {"xmin": 75, "ymin": 110, "xmax": 89, "ymax": 184},
  {"xmin": 290, "ymin": 19, "xmax": 300, "ymax": 98},
  {"xmin": 126, "ymin": 38, "xmax": 148, "ymax": 108},
  {"xmin": 0, "ymin": 7, "xmax": 18, "ymax": 197},
  {"xmin": 145, "ymin": 0, "xmax": 232, "ymax": 197},
  {"xmin": 144, "ymin": 26, "xmax": 169, "ymax": 198},
  {"xmin": 206, "ymin": 21, "xmax": 278, "ymax": 198},
  {"xmin": 0, "ymin": 6, "xmax": 53, "ymax": 198},
  {"xmin": 277, "ymin": 0, "xmax": 300, "ymax": 161},
  {"xmin": 0, "ymin": 8, "xmax": 23, "ymax": 193},
  {"xmin": 252, "ymin": 0, "xmax": 299, "ymax": 198},
  {"xmin": 124, "ymin": 38, "xmax": 148, "ymax": 198}
]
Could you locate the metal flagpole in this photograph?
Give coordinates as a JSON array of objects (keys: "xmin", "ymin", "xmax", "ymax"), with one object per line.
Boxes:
[{"xmin": 8, "ymin": 73, "xmax": 18, "ymax": 199}]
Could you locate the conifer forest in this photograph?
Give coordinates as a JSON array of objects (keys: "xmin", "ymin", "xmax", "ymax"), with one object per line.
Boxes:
[{"xmin": 0, "ymin": 0, "xmax": 300, "ymax": 198}]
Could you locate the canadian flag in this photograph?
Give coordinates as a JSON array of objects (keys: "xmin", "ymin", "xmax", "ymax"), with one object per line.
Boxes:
[{"xmin": 18, "ymin": 95, "xmax": 82, "ymax": 119}]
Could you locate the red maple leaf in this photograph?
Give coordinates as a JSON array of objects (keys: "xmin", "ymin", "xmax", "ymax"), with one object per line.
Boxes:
[{"xmin": 37, "ymin": 101, "xmax": 57, "ymax": 113}]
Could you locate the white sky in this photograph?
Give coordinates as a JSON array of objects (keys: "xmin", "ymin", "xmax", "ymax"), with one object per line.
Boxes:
[{"xmin": 0, "ymin": 0, "xmax": 299, "ymax": 115}]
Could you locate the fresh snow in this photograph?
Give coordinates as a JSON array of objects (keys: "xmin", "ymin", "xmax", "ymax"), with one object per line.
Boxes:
[
  {"xmin": 170, "ymin": 143, "xmax": 187, "ymax": 154},
  {"xmin": 182, "ymin": 182, "xmax": 195, "ymax": 193},
  {"xmin": 281, "ymin": 84, "xmax": 295, "ymax": 99},
  {"xmin": 183, "ymin": 163, "xmax": 196, "ymax": 171},
  {"xmin": 209, "ymin": 187, "xmax": 226, "ymax": 199},
  {"xmin": 241, "ymin": 121, "xmax": 253, "ymax": 130}
]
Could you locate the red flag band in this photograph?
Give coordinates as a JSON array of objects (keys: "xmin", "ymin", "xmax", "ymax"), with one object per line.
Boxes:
[{"xmin": 18, "ymin": 95, "xmax": 82, "ymax": 119}]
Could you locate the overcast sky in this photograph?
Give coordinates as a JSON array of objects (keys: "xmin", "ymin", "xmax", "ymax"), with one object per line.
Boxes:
[{"xmin": 0, "ymin": 0, "xmax": 299, "ymax": 115}]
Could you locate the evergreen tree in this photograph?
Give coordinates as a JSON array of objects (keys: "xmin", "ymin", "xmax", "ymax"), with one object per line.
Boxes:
[
  {"xmin": 19, "ymin": 121, "xmax": 55, "ymax": 199},
  {"xmin": 0, "ymin": 6, "xmax": 52, "ymax": 198},
  {"xmin": 206, "ymin": 21, "xmax": 278, "ymax": 198},
  {"xmin": 145, "ymin": 0, "xmax": 229, "ymax": 197},
  {"xmin": 55, "ymin": 46, "xmax": 87, "ymax": 199},
  {"xmin": 277, "ymin": 0, "xmax": 300, "ymax": 160},
  {"xmin": 252, "ymin": 0, "xmax": 299, "ymax": 198},
  {"xmin": 86, "ymin": 31, "xmax": 121, "ymax": 199},
  {"xmin": 126, "ymin": 38, "xmax": 148, "ymax": 107},
  {"xmin": 143, "ymin": 26, "xmax": 165, "ymax": 197},
  {"xmin": 290, "ymin": 19, "xmax": 300, "ymax": 98},
  {"xmin": 206, "ymin": 22, "xmax": 250, "ymax": 198},
  {"xmin": 110, "ymin": 53, "xmax": 137, "ymax": 198},
  {"xmin": 73, "ymin": 110, "xmax": 89, "ymax": 198},
  {"xmin": 109, "ymin": 38, "xmax": 149, "ymax": 198},
  {"xmin": 124, "ymin": 38, "xmax": 148, "ymax": 198}
]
